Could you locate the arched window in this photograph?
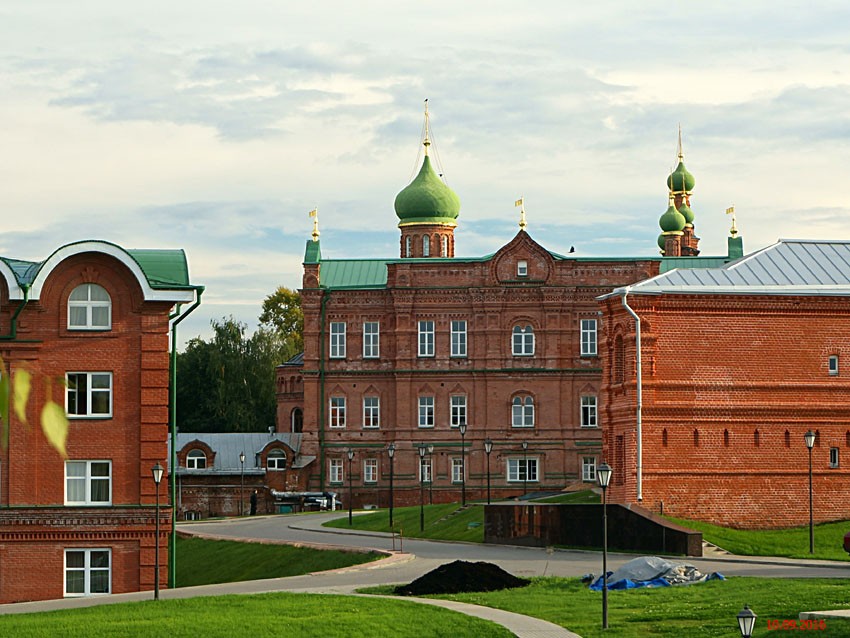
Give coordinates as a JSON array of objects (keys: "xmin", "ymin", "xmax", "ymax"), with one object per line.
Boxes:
[
  {"xmin": 187, "ymin": 449, "xmax": 206, "ymax": 469},
  {"xmin": 723, "ymin": 429, "xmax": 729, "ymax": 447},
  {"xmin": 785, "ymin": 430, "xmax": 791, "ymax": 448},
  {"xmin": 291, "ymin": 408, "xmax": 303, "ymax": 433},
  {"xmin": 68, "ymin": 284, "xmax": 111, "ymax": 330},
  {"xmin": 512, "ymin": 396, "xmax": 534, "ymax": 428},
  {"xmin": 693, "ymin": 430, "xmax": 699, "ymax": 447},
  {"xmin": 267, "ymin": 449, "xmax": 287, "ymax": 470},
  {"xmin": 846, "ymin": 431, "xmax": 850, "ymax": 447},
  {"xmin": 441, "ymin": 235, "xmax": 448, "ymax": 257},
  {"xmin": 422, "ymin": 235, "xmax": 430, "ymax": 257},
  {"xmin": 754, "ymin": 429, "xmax": 760, "ymax": 447},
  {"xmin": 662, "ymin": 429, "xmax": 668, "ymax": 447},
  {"xmin": 405, "ymin": 236, "xmax": 412, "ymax": 257},
  {"xmin": 512, "ymin": 325, "xmax": 535, "ymax": 356},
  {"xmin": 613, "ymin": 335, "xmax": 625, "ymax": 384}
]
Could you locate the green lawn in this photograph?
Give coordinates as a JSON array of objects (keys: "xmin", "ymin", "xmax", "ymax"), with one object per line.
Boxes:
[
  {"xmin": 324, "ymin": 503, "xmax": 486, "ymax": 542},
  {"xmin": 0, "ymin": 593, "xmax": 513, "ymax": 638},
  {"xmin": 174, "ymin": 535, "xmax": 382, "ymax": 587}
]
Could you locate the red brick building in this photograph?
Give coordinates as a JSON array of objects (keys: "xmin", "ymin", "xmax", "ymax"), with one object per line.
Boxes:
[
  {"xmin": 599, "ymin": 238, "xmax": 850, "ymax": 528},
  {"xmin": 0, "ymin": 241, "xmax": 199, "ymax": 603}
]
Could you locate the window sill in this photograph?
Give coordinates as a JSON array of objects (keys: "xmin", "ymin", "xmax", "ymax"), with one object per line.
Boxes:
[
  {"xmin": 511, "ymin": 425, "xmax": 535, "ymax": 429},
  {"xmin": 580, "ymin": 425, "xmax": 599, "ymax": 429},
  {"xmin": 418, "ymin": 425, "xmax": 435, "ymax": 429},
  {"xmin": 68, "ymin": 415, "xmax": 113, "ymax": 420}
]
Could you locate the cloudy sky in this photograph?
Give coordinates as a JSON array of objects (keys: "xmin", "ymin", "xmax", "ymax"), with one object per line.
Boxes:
[{"xmin": 2, "ymin": 2, "xmax": 849, "ymax": 346}]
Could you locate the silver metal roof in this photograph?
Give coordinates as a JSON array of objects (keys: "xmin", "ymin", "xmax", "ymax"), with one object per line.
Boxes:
[
  {"xmin": 168, "ymin": 432, "xmax": 307, "ymax": 473},
  {"xmin": 609, "ymin": 240, "xmax": 850, "ymax": 297}
]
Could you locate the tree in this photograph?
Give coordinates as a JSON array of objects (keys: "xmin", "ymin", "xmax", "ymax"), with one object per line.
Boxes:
[{"xmin": 259, "ymin": 286, "xmax": 303, "ymax": 361}]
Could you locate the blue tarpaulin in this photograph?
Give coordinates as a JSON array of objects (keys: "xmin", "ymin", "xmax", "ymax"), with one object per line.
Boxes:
[{"xmin": 589, "ymin": 556, "xmax": 725, "ymax": 591}]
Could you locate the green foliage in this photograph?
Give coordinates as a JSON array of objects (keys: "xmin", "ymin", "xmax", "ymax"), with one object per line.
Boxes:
[
  {"xmin": 534, "ymin": 490, "xmax": 600, "ymax": 504},
  {"xmin": 175, "ymin": 535, "xmax": 381, "ymax": 587},
  {"xmin": 258, "ymin": 285, "xmax": 303, "ymax": 359}
]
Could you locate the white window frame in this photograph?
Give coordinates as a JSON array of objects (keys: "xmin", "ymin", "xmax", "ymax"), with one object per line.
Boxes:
[
  {"xmin": 581, "ymin": 319, "xmax": 598, "ymax": 356},
  {"xmin": 64, "ymin": 548, "xmax": 111, "ymax": 597},
  {"xmin": 418, "ymin": 396, "xmax": 435, "ymax": 428},
  {"xmin": 422, "ymin": 235, "xmax": 430, "ymax": 257},
  {"xmin": 450, "ymin": 395, "xmax": 467, "ymax": 428},
  {"xmin": 512, "ymin": 396, "xmax": 534, "ymax": 428},
  {"xmin": 830, "ymin": 447, "xmax": 840, "ymax": 469},
  {"xmin": 66, "ymin": 372, "xmax": 113, "ymax": 418},
  {"xmin": 68, "ymin": 284, "xmax": 112, "ymax": 331},
  {"xmin": 451, "ymin": 458, "xmax": 464, "ymax": 483},
  {"xmin": 186, "ymin": 449, "xmax": 206, "ymax": 469},
  {"xmin": 267, "ymin": 449, "xmax": 286, "ymax": 470},
  {"xmin": 419, "ymin": 456, "xmax": 432, "ymax": 482},
  {"xmin": 364, "ymin": 458, "xmax": 378, "ymax": 484},
  {"xmin": 507, "ymin": 458, "xmax": 539, "ymax": 482},
  {"xmin": 329, "ymin": 396, "xmax": 346, "ymax": 428},
  {"xmin": 517, "ymin": 260, "xmax": 528, "ymax": 277},
  {"xmin": 829, "ymin": 355, "xmax": 839, "ymax": 376},
  {"xmin": 329, "ymin": 458, "xmax": 344, "ymax": 483},
  {"xmin": 512, "ymin": 325, "xmax": 534, "ymax": 356},
  {"xmin": 363, "ymin": 322, "xmax": 380, "ymax": 358},
  {"xmin": 441, "ymin": 235, "xmax": 448, "ymax": 257},
  {"xmin": 405, "ymin": 236, "xmax": 412, "ymax": 257},
  {"xmin": 65, "ymin": 460, "xmax": 112, "ymax": 506},
  {"xmin": 330, "ymin": 322, "xmax": 346, "ymax": 359},
  {"xmin": 582, "ymin": 456, "xmax": 597, "ymax": 482},
  {"xmin": 451, "ymin": 320, "xmax": 467, "ymax": 357},
  {"xmin": 581, "ymin": 395, "xmax": 598, "ymax": 428},
  {"xmin": 363, "ymin": 396, "xmax": 380, "ymax": 429},
  {"xmin": 418, "ymin": 320, "xmax": 435, "ymax": 357}
]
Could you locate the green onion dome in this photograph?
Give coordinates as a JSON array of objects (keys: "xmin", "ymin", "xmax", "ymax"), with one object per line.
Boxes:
[
  {"xmin": 394, "ymin": 155, "xmax": 461, "ymax": 225},
  {"xmin": 657, "ymin": 234, "xmax": 667, "ymax": 250},
  {"xmin": 677, "ymin": 202, "xmax": 695, "ymax": 225},
  {"xmin": 659, "ymin": 202, "xmax": 686, "ymax": 233},
  {"xmin": 666, "ymin": 161, "xmax": 695, "ymax": 193}
]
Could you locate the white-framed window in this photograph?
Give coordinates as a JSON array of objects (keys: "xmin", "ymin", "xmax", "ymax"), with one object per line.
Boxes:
[
  {"xmin": 330, "ymin": 322, "xmax": 346, "ymax": 358},
  {"xmin": 405, "ymin": 236, "xmax": 412, "ymax": 257},
  {"xmin": 418, "ymin": 396, "xmax": 435, "ymax": 428},
  {"xmin": 66, "ymin": 372, "xmax": 112, "ymax": 417},
  {"xmin": 829, "ymin": 355, "xmax": 839, "ymax": 376},
  {"xmin": 419, "ymin": 456, "xmax": 432, "ymax": 482},
  {"xmin": 65, "ymin": 461, "xmax": 111, "ymax": 505},
  {"xmin": 422, "ymin": 235, "xmax": 430, "ymax": 257},
  {"xmin": 517, "ymin": 260, "xmax": 528, "ymax": 277},
  {"xmin": 450, "ymin": 395, "xmax": 467, "ymax": 428},
  {"xmin": 65, "ymin": 549, "xmax": 110, "ymax": 597},
  {"xmin": 830, "ymin": 447, "xmax": 840, "ymax": 469},
  {"xmin": 330, "ymin": 396, "xmax": 346, "ymax": 428},
  {"xmin": 363, "ymin": 396, "xmax": 380, "ymax": 428},
  {"xmin": 186, "ymin": 449, "xmax": 206, "ymax": 469},
  {"xmin": 507, "ymin": 458, "xmax": 538, "ymax": 482},
  {"xmin": 363, "ymin": 322, "xmax": 380, "ymax": 358},
  {"xmin": 68, "ymin": 284, "xmax": 112, "ymax": 331},
  {"xmin": 364, "ymin": 458, "xmax": 378, "ymax": 483},
  {"xmin": 329, "ymin": 458, "xmax": 343, "ymax": 483},
  {"xmin": 451, "ymin": 320, "xmax": 467, "ymax": 357},
  {"xmin": 582, "ymin": 456, "xmax": 597, "ymax": 482},
  {"xmin": 581, "ymin": 319, "xmax": 597, "ymax": 356},
  {"xmin": 581, "ymin": 396, "xmax": 598, "ymax": 428},
  {"xmin": 512, "ymin": 396, "xmax": 534, "ymax": 428},
  {"xmin": 418, "ymin": 320, "xmax": 435, "ymax": 357},
  {"xmin": 512, "ymin": 325, "xmax": 534, "ymax": 356},
  {"xmin": 451, "ymin": 458, "xmax": 464, "ymax": 483},
  {"xmin": 441, "ymin": 235, "xmax": 448, "ymax": 257},
  {"xmin": 267, "ymin": 449, "xmax": 286, "ymax": 470}
]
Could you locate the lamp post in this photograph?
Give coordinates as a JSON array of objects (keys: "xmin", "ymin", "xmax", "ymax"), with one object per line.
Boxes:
[
  {"xmin": 737, "ymin": 604, "xmax": 757, "ymax": 637},
  {"xmin": 459, "ymin": 423, "xmax": 467, "ymax": 506},
  {"xmin": 387, "ymin": 443, "xmax": 396, "ymax": 529},
  {"xmin": 805, "ymin": 430, "xmax": 816, "ymax": 554},
  {"xmin": 484, "ymin": 438, "xmax": 493, "ymax": 505},
  {"xmin": 521, "ymin": 441, "xmax": 528, "ymax": 498},
  {"xmin": 596, "ymin": 462, "xmax": 612, "ymax": 630},
  {"xmin": 419, "ymin": 445, "xmax": 426, "ymax": 531},
  {"xmin": 427, "ymin": 444, "xmax": 434, "ymax": 504},
  {"xmin": 347, "ymin": 448, "xmax": 355, "ymax": 526},
  {"xmin": 151, "ymin": 463, "xmax": 164, "ymax": 601},
  {"xmin": 239, "ymin": 451, "xmax": 245, "ymax": 516}
]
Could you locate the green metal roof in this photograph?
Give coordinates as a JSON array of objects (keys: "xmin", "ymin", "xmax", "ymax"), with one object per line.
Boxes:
[
  {"xmin": 320, "ymin": 260, "xmax": 389, "ymax": 288},
  {"xmin": 659, "ymin": 255, "xmax": 730, "ymax": 273},
  {"xmin": 127, "ymin": 249, "xmax": 190, "ymax": 287}
]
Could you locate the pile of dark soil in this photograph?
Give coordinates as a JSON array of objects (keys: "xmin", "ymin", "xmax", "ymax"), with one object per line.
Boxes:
[{"xmin": 394, "ymin": 560, "xmax": 530, "ymax": 596}]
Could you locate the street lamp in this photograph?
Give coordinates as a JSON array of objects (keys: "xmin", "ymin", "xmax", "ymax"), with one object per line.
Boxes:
[
  {"xmin": 596, "ymin": 462, "xmax": 612, "ymax": 629},
  {"xmin": 239, "ymin": 451, "xmax": 245, "ymax": 516},
  {"xmin": 737, "ymin": 604, "xmax": 757, "ymax": 637},
  {"xmin": 387, "ymin": 443, "xmax": 396, "ymax": 529},
  {"xmin": 427, "ymin": 444, "xmax": 434, "ymax": 504},
  {"xmin": 521, "ymin": 441, "xmax": 528, "ymax": 499},
  {"xmin": 151, "ymin": 462, "xmax": 164, "ymax": 601},
  {"xmin": 805, "ymin": 430, "xmax": 816, "ymax": 554},
  {"xmin": 459, "ymin": 423, "xmax": 467, "ymax": 506},
  {"xmin": 484, "ymin": 438, "xmax": 493, "ymax": 505},
  {"xmin": 419, "ymin": 445, "xmax": 426, "ymax": 531},
  {"xmin": 347, "ymin": 448, "xmax": 355, "ymax": 526}
]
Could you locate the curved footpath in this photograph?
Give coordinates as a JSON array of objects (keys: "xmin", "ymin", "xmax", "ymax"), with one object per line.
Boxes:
[{"xmin": 2, "ymin": 512, "xmax": 850, "ymax": 636}]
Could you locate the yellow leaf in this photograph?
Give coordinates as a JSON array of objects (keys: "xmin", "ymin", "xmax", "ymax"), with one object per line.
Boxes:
[
  {"xmin": 0, "ymin": 372, "xmax": 7, "ymax": 450},
  {"xmin": 13, "ymin": 369, "xmax": 31, "ymax": 425},
  {"xmin": 41, "ymin": 401, "xmax": 68, "ymax": 458}
]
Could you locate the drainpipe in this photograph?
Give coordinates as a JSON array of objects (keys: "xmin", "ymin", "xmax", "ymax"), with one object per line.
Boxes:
[
  {"xmin": 0, "ymin": 283, "xmax": 30, "ymax": 340},
  {"xmin": 621, "ymin": 287, "xmax": 642, "ymax": 502},
  {"xmin": 318, "ymin": 290, "xmax": 330, "ymax": 493},
  {"xmin": 168, "ymin": 285, "xmax": 204, "ymax": 589}
]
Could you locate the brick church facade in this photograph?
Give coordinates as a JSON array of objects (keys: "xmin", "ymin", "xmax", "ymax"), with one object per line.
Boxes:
[{"xmin": 0, "ymin": 241, "xmax": 199, "ymax": 603}]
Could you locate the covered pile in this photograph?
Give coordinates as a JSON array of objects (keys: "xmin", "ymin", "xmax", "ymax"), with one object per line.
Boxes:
[
  {"xmin": 589, "ymin": 556, "xmax": 724, "ymax": 591},
  {"xmin": 395, "ymin": 560, "xmax": 530, "ymax": 595}
]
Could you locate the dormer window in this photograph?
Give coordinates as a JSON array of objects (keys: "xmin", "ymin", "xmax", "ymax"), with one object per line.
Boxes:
[
  {"xmin": 187, "ymin": 449, "xmax": 207, "ymax": 469},
  {"xmin": 517, "ymin": 260, "xmax": 528, "ymax": 277},
  {"xmin": 68, "ymin": 284, "xmax": 111, "ymax": 330}
]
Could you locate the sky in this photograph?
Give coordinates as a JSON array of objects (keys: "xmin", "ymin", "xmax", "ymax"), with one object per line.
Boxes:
[{"xmin": 2, "ymin": 2, "xmax": 850, "ymax": 347}]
